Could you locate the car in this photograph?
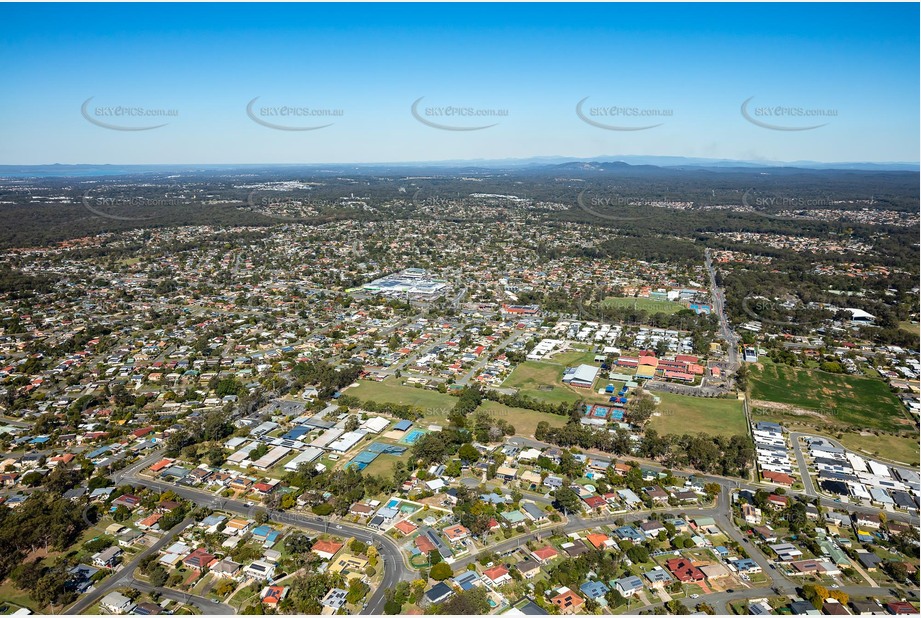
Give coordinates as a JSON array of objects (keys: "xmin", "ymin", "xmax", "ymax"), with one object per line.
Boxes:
[
  {"xmin": 246, "ymin": 501, "xmax": 254, "ymax": 506},
  {"xmin": 690, "ymin": 594, "xmax": 699, "ymax": 599},
  {"xmin": 726, "ymin": 589, "xmax": 734, "ymax": 593},
  {"xmin": 336, "ymin": 525, "xmax": 342, "ymax": 529}
]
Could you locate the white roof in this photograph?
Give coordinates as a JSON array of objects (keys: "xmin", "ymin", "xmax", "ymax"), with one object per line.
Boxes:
[
  {"xmin": 283, "ymin": 447, "xmax": 324, "ymax": 471},
  {"xmin": 868, "ymin": 461, "xmax": 891, "ymax": 478},
  {"xmin": 102, "ymin": 592, "xmax": 132, "ymax": 607},
  {"xmin": 360, "ymin": 417, "xmax": 390, "ymax": 434},
  {"xmin": 328, "ymin": 430, "xmax": 365, "ymax": 453},
  {"xmin": 845, "ymin": 307, "xmax": 875, "ymax": 320},
  {"xmin": 310, "ymin": 427, "xmax": 344, "ymax": 449},
  {"xmin": 565, "ymin": 364, "xmax": 599, "ymax": 384},
  {"xmin": 251, "ymin": 446, "xmax": 291, "ymax": 469}
]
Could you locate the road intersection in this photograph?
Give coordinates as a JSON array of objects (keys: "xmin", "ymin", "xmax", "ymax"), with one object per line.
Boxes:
[{"xmin": 101, "ymin": 436, "xmax": 917, "ymax": 616}]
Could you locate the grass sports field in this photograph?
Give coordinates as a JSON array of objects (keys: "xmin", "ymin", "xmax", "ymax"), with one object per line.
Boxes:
[
  {"xmin": 501, "ymin": 358, "xmax": 621, "ymax": 407},
  {"xmin": 601, "ymin": 296, "xmax": 686, "ymax": 315},
  {"xmin": 647, "ymin": 391, "xmax": 747, "ymax": 437},
  {"xmin": 478, "ymin": 400, "xmax": 567, "ymax": 437},
  {"xmin": 550, "ymin": 346, "xmax": 599, "ymax": 367},
  {"xmin": 347, "ymin": 378, "xmax": 455, "ymax": 413},
  {"xmin": 360, "ymin": 450, "xmax": 412, "ymax": 479},
  {"xmin": 502, "ymin": 360, "xmax": 582, "ymax": 404},
  {"xmin": 749, "ymin": 360, "xmax": 909, "ymax": 432}
]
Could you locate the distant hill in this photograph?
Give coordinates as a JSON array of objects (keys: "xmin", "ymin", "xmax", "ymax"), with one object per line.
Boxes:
[{"xmin": 0, "ymin": 156, "xmax": 917, "ymax": 178}]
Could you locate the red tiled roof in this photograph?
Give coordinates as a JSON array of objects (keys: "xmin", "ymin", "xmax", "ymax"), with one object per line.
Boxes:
[
  {"xmin": 532, "ymin": 546, "xmax": 558, "ymax": 561},
  {"xmin": 483, "ymin": 565, "xmax": 509, "ymax": 581},
  {"xmin": 762, "ymin": 470, "xmax": 795, "ymax": 485},
  {"xmin": 394, "ymin": 520, "xmax": 417, "ymax": 535},
  {"xmin": 585, "ymin": 533, "xmax": 610, "ymax": 549},
  {"xmin": 583, "ymin": 495, "xmax": 605, "ymax": 509},
  {"xmin": 312, "ymin": 540, "xmax": 343, "ymax": 557},
  {"xmin": 414, "ymin": 535, "xmax": 436, "ymax": 554},
  {"xmin": 665, "ymin": 558, "xmax": 704, "ymax": 582}
]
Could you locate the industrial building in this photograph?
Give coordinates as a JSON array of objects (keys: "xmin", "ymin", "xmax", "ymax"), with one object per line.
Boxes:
[{"xmin": 562, "ymin": 364, "xmax": 599, "ymax": 388}]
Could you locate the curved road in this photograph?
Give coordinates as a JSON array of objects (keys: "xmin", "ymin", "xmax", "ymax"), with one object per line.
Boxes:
[
  {"xmin": 66, "ymin": 517, "xmax": 197, "ymax": 615},
  {"xmin": 789, "ymin": 431, "xmax": 920, "ymax": 526},
  {"xmin": 128, "ymin": 578, "xmax": 235, "ymax": 614},
  {"xmin": 121, "ymin": 470, "xmax": 412, "ymax": 615},
  {"xmin": 101, "ymin": 422, "xmax": 917, "ymax": 615}
]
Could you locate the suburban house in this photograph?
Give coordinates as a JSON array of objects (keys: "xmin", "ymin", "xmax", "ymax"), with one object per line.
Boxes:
[{"xmin": 550, "ymin": 587, "xmax": 585, "ymax": 614}]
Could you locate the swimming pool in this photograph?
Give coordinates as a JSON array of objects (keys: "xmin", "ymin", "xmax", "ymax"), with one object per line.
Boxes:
[{"xmin": 386, "ymin": 498, "xmax": 400, "ymax": 509}]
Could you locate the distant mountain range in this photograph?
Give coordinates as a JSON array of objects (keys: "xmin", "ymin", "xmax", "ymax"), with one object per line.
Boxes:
[{"xmin": 0, "ymin": 155, "xmax": 917, "ymax": 178}]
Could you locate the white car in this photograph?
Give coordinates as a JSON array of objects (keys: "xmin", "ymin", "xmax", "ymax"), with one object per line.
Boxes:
[{"xmin": 690, "ymin": 594, "xmax": 700, "ymax": 599}]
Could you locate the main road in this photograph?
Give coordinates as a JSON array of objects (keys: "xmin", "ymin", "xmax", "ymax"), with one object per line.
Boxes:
[
  {"xmin": 507, "ymin": 435, "xmax": 919, "ymax": 526},
  {"xmin": 452, "ymin": 484, "xmax": 795, "ymax": 598},
  {"xmin": 455, "ymin": 483, "xmax": 906, "ymax": 614},
  {"xmin": 128, "ymin": 578, "xmax": 235, "ymax": 614},
  {"xmin": 120, "ymin": 469, "xmax": 412, "ymax": 615},
  {"xmin": 630, "ymin": 582, "xmax": 899, "ymax": 615},
  {"xmin": 705, "ymin": 247, "xmax": 739, "ymax": 373},
  {"xmin": 66, "ymin": 517, "xmax": 198, "ymax": 615}
]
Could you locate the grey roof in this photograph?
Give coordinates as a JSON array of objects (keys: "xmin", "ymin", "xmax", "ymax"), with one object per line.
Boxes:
[
  {"xmin": 514, "ymin": 600, "xmax": 549, "ymax": 615},
  {"xmin": 522, "ymin": 502, "xmax": 546, "ymax": 519},
  {"xmin": 424, "ymin": 582, "xmax": 454, "ymax": 604}
]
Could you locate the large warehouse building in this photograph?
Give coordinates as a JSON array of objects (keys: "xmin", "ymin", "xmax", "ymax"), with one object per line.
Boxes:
[{"xmin": 562, "ymin": 364, "xmax": 600, "ymax": 388}]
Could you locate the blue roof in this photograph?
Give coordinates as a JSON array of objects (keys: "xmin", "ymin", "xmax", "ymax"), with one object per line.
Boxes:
[
  {"xmin": 453, "ymin": 571, "xmax": 480, "ymax": 590},
  {"xmin": 614, "ymin": 575, "xmax": 644, "ymax": 591},
  {"xmin": 252, "ymin": 525, "xmax": 272, "ymax": 537},
  {"xmin": 644, "ymin": 569, "xmax": 672, "ymax": 583},
  {"xmin": 281, "ymin": 426, "xmax": 311, "ymax": 440},
  {"xmin": 394, "ymin": 420, "xmax": 413, "ymax": 431},
  {"xmin": 580, "ymin": 581, "xmax": 609, "ymax": 598},
  {"xmin": 615, "ymin": 525, "xmax": 644, "ymax": 541},
  {"xmin": 366, "ymin": 442, "xmax": 406, "ymax": 455},
  {"xmin": 87, "ymin": 445, "xmax": 111, "ymax": 459}
]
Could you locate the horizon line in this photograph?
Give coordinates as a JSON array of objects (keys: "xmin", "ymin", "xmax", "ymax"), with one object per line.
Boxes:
[{"xmin": 1, "ymin": 155, "xmax": 918, "ymax": 169}]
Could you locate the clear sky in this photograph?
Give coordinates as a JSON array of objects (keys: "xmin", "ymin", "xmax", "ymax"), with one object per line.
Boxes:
[{"xmin": 0, "ymin": 3, "xmax": 917, "ymax": 165}]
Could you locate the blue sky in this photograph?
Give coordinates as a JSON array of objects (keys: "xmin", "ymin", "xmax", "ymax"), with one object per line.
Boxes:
[{"xmin": 0, "ymin": 3, "xmax": 917, "ymax": 164}]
